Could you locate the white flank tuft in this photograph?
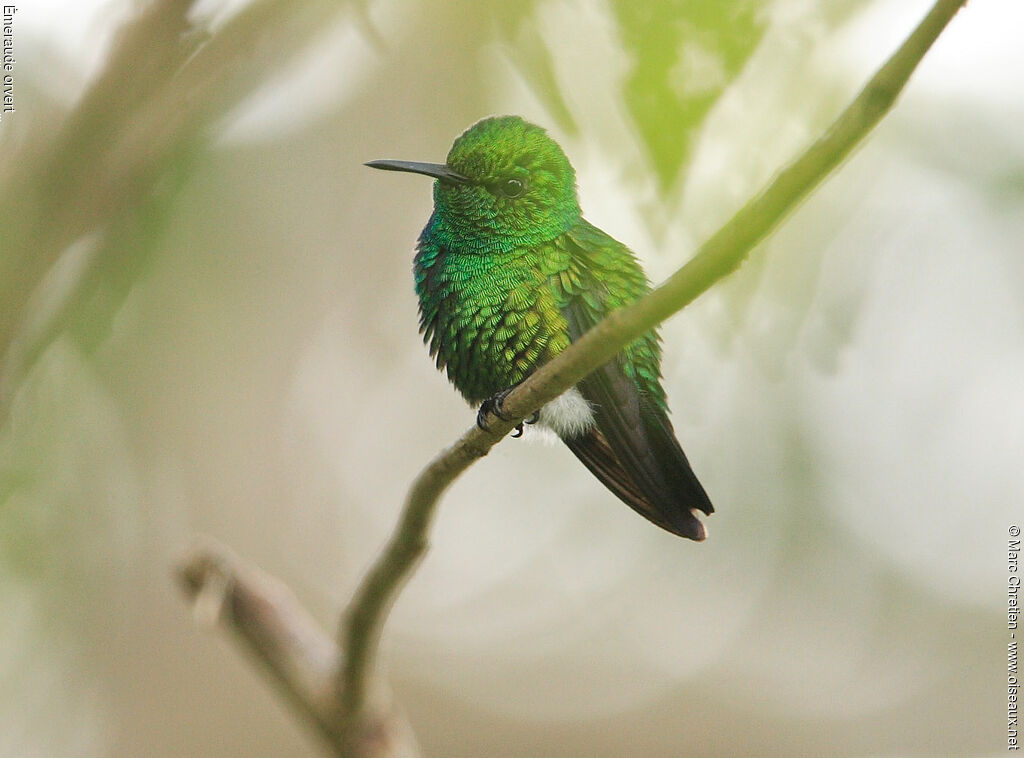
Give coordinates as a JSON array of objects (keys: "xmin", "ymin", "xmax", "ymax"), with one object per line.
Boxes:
[{"xmin": 536, "ymin": 387, "xmax": 595, "ymax": 440}]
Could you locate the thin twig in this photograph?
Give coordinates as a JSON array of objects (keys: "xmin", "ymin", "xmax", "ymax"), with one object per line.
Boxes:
[
  {"xmin": 178, "ymin": 539, "xmax": 341, "ymax": 728},
  {"xmin": 178, "ymin": 538, "xmax": 421, "ymax": 758},
  {"xmin": 337, "ymin": 0, "xmax": 968, "ymax": 721}
]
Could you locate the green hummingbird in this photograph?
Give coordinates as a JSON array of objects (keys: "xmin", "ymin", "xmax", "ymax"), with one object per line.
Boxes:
[{"xmin": 367, "ymin": 115, "xmax": 713, "ymax": 540}]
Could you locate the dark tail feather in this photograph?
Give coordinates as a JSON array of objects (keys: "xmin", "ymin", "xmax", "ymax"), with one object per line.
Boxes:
[
  {"xmin": 565, "ymin": 426, "xmax": 709, "ymax": 541},
  {"xmin": 638, "ymin": 395, "xmax": 715, "ymax": 518}
]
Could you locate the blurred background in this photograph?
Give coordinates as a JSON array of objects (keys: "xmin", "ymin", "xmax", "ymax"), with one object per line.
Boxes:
[{"xmin": 0, "ymin": 0, "xmax": 1020, "ymax": 755}]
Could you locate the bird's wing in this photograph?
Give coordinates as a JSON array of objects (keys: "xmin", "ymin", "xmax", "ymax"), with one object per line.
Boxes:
[
  {"xmin": 559, "ymin": 226, "xmax": 713, "ymax": 541},
  {"xmin": 563, "ymin": 425, "xmax": 686, "ymax": 536}
]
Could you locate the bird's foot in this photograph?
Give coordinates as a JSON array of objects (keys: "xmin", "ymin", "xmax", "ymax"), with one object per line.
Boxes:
[
  {"xmin": 510, "ymin": 410, "xmax": 540, "ymax": 438},
  {"xmin": 477, "ymin": 391, "xmax": 539, "ymax": 438},
  {"xmin": 477, "ymin": 388, "xmax": 515, "ymax": 431}
]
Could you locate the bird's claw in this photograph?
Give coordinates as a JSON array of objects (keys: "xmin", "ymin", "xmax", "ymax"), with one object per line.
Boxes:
[
  {"xmin": 477, "ymin": 390, "xmax": 539, "ymax": 439},
  {"xmin": 512, "ymin": 411, "xmax": 540, "ymax": 436},
  {"xmin": 477, "ymin": 388, "xmax": 515, "ymax": 431}
]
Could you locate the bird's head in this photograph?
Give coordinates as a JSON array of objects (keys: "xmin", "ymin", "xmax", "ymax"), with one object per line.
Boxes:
[{"xmin": 367, "ymin": 116, "xmax": 580, "ymax": 251}]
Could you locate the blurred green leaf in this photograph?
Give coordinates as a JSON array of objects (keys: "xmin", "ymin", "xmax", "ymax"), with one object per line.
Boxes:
[{"xmin": 610, "ymin": 0, "xmax": 765, "ymax": 189}]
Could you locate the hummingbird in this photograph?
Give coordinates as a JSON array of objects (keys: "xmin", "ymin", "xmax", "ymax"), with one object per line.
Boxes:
[{"xmin": 367, "ymin": 115, "xmax": 713, "ymax": 540}]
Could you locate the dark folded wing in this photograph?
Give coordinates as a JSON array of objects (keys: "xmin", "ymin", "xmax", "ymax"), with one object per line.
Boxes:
[{"xmin": 563, "ymin": 301, "xmax": 713, "ymax": 541}]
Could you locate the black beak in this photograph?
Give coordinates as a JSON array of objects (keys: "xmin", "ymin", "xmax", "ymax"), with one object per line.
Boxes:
[{"xmin": 365, "ymin": 159, "xmax": 469, "ymax": 185}]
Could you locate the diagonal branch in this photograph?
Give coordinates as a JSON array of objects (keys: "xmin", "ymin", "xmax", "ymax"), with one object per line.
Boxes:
[
  {"xmin": 179, "ymin": 539, "xmax": 342, "ymax": 734},
  {"xmin": 178, "ymin": 538, "xmax": 421, "ymax": 758},
  {"xmin": 336, "ymin": 0, "xmax": 969, "ymax": 721}
]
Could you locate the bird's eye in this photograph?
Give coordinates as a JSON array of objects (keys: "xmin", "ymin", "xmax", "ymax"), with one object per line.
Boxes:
[{"xmin": 501, "ymin": 178, "xmax": 526, "ymax": 198}]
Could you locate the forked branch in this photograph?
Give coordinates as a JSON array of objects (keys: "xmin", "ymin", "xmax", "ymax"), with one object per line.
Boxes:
[{"xmin": 178, "ymin": 1, "xmax": 970, "ymax": 754}]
